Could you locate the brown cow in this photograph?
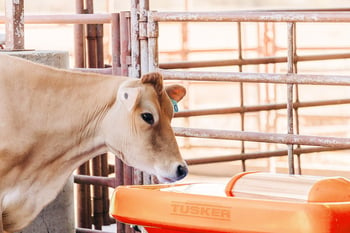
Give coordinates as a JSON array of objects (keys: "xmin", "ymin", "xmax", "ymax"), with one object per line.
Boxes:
[{"xmin": 0, "ymin": 54, "xmax": 187, "ymax": 232}]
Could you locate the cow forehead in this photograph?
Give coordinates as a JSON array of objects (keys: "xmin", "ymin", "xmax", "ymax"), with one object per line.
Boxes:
[
  {"xmin": 124, "ymin": 79, "xmax": 174, "ymax": 119},
  {"xmin": 141, "ymin": 85, "xmax": 173, "ymax": 119}
]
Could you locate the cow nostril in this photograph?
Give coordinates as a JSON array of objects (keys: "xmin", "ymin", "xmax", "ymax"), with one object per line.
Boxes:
[{"xmin": 176, "ymin": 165, "xmax": 188, "ymax": 179}]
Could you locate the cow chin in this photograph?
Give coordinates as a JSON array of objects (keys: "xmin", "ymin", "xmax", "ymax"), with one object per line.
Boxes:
[{"xmin": 156, "ymin": 175, "xmax": 181, "ymax": 184}]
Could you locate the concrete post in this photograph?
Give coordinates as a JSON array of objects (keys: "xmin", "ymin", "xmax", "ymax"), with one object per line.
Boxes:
[{"xmin": 2, "ymin": 50, "xmax": 75, "ymax": 233}]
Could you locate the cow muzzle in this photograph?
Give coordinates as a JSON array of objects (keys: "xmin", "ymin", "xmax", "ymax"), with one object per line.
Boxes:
[{"xmin": 156, "ymin": 163, "xmax": 188, "ymax": 183}]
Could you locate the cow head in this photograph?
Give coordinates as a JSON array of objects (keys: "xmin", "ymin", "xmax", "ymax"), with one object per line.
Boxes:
[{"xmin": 102, "ymin": 72, "xmax": 188, "ymax": 183}]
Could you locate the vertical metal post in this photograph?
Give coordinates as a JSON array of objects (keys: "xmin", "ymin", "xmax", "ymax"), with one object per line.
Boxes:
[
  {"xmin": 292, "ymin": 24, "xmax": 302, "ymax": 175},
  {"xmin": 120, "ymin": 11, "xmax": 130, "ymax": 76},
  {"xmin": 111, "ymin": 13, "xmax": 121, "ymax": 75},
  {"xmin": 92, "ymin": 156, "xmax": 103, "ymax": 230},
  {"xmin": 114, "ymin": 156, "xmax": 124, "ymax": 233},
  {"xmin": 237, "ymin": 22, "xmax": 246, "ymax": 171},
  {"xmin": 96, "ymin": 24, "xmax": 104, "ymax": 68},
  {"xmin": 5, "ymin": 0, "xmax": 24, "ymax": 50},
  {"xmin": 86, "ymin": 0, "xmax": 97, "ymax": 68},
  {"xmin": 130, "ymin": 0, "xmax": 141, "ymax": 78},
  {"xmin": 180, "ymin": 0, "xmax": 189, "ymax": 62},
  {"xmin": 287, "ymin": 22, "xmax": 296, "ymax": 174},
  {"xmin": 147, "ymin": 13, "xmax": 159, "ymax": 72},
  {"xmin": 100, "ymin": 154, "xmax": 110, "ymax": 225},
  {"xmin": 77, "ymin": 162, "xmax": 92, "ymax": 228},
  {"xmin": 139, "ymin": 0, "xmax": 149, "ymax": 75},
  {"xmin": 74, "ymin": 0, "xmax": 85, "ymax": 68}
]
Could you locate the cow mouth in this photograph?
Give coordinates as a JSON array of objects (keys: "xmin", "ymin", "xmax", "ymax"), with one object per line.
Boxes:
[{"xmin": 156, "ymin": 175, "xmax": 179, "ymax": 184}]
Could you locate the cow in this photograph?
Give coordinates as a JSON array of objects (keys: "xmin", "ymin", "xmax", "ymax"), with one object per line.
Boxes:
[{"xmin": 0, "ymin": 54, "xmax": 188, "ymax": 233}]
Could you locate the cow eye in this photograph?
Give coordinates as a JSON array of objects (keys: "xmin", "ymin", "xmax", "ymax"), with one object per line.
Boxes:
[{"xmin": 141, "ymin": 112, "xmax": 154, "ymax": 125}]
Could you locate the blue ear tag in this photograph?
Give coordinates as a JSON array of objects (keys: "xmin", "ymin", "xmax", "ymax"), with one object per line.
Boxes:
[{"xmin": 170, "ymin": 98, "xmax": 179, "ymax": 112}]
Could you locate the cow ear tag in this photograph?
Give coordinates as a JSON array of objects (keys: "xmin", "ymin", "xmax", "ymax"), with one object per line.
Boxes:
[
  {"xmin": 119, "ymin": 87, "xmax": 140, "ymax": 112},
  {"xmin": 170, "ymin": 98, "xmax": 179, "ymax": 113}
]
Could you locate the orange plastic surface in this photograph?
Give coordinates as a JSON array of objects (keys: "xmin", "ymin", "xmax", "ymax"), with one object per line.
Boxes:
[
  {"xmin": 110, "ymin": 182, "xmax": 350, "ymax": 233},
  {"xmin": 309, "ymin": 177, "xmax": 350, "ymax": 202}
]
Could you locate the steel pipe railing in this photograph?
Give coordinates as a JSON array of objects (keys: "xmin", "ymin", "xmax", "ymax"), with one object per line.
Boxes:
[
  {"xmin": 160, "ymin": 69, "xmax": 350, "ymax": 86},
  {"xmin": 0, "ymin": 14, "xmax": 111, "ymax": 24},
  {"xmin": 149, "ymin": 11, "xmax": 350, "ymax": 23},
  {"xmin": 74, "ymin": 175, "xmax": 116, "ymax": 188},
  {"xmin": 186, "ymin": 146, "xmax": 350, "ymax": 165},
  {"xmin": 174, "ymin": 127, "xmax": 350, "ymax": 148},
  {"xmin": 159, "ymin": 53, "xmax": 350, "ymax": 69},
  {"xmin": 174, "ymin": 98, "xmax": 350, "ymax": 118}
]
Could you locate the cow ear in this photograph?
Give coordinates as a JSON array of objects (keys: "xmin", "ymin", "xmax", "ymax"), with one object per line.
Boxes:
[
  {"xmin": 165, "ymin": 84, "xmax": 186, "ymax": 102},
  {"xmin": 119, "ymin": 87, "xmax": 141, "ymax": 112},
  {"xmin": 141, "ymin": 72, "xmax": 163, "ymax": 95}
]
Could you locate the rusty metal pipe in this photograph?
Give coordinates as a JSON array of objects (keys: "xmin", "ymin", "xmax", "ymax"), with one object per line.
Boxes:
[
  {"xmin": 120, "ymin": 11, "xmax": 130, "ymax": 76},
  {"xmin": 286, "ymin": 22, "xmax": 296, "ymax": 174},
  {"xmin": 92, "ymin": 156, "xmax": 103, "ymax": 230},
  {"xmin": 76, "ymin": 162, "xmax": 92, "ymax": 228},
  {"xmin": 74, "ymin": 0, "xmax": 85, "ymax": 68},
  {"xmin": 100, "ymin": 154, "xmax": 110, "ymax": 225},
  {"xmin": 111, "ymin": 13, "xmax": 121, "ymax": 75},
  {"xmin": 5, "ymin": 0, "xmax": 24, "ymax": 50},
  {"xmin": 0, "ymin": 14, "xmax": 111, "ymax": 24},
  {"xmin": 174, "ymin": 98, "xmax": 350, "ymax": 118},
  {"xmin": 130, "ymin": 0, "xmax": 140, "ymax": 78},
  {"xmin": 149, "ymin": 11, "xmax": 350, "ymax": 23},
  {"xmin": 160, "ymin": 69, "xmax": 350, "ymax": 86},
  {"xmin": 173, "ymin": 127, "xmax": 350, "ymax": 148},
  {"xmin": 159, "ymin": 53, "xmax": 350, "ymax": 69},
  {"xmin": 74, "ymin": 174, "xmax": 116, "ymax": 188},
  {"xmin": 96, "ymin": 24, "xmax": 104, "ymax": 68},
  {"xmin": 71, "ymin": 67, "xmax": 112, "ymax": 74},
  {"xmin": 186, "ymin": 146, "xmax": 350, "ymax": 165},
  {"xmin": 139, "ymin": 0, "xmax": 150, "ymax": 75}
]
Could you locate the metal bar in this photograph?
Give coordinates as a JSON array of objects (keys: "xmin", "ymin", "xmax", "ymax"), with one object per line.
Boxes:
[
  {"xmin": 160, "ymin": 46, "xmax": 350, "ymax": 56},
  {"xmin": 130, "ymin": 0, "xmax": 140, "ymax": 78},
  {"xmin": 72, "ymin": 67, "xmax": 112, "ymax": 74},
  {"xmin": 159, "ymin": 53, "xmax": 350, "ymax": 69},
  {"xmin": 173, "ymin": 127, "xmax": 350, "ymax": 148},
  {"xmin": 114, "ymin": 156, "xmax": 124, "ymax": 233},
  {"xmin": 5, "ymin": 0, "xmax": 24, "ymax": 50},
  {"xmin": 186, "ymin": 146, "xmax": 350, "ymax": 165},
  {"xmin": 149, "ymin": 11, "xmax": 350, "ymax": 23},
  {"xmin": 92, "ymin": 156, "xmax": 103, "ymax": 230},
  {"xmin": 120, "ymin": 11, "xmax": 130, "ymax": 76},
  {"xmin": 139, "ymin": 0, "xmax": 149, "ymax": 75},
  {"xmin": 286, "ymin": 22, "xmax": 295, "ymax": 174},
  {"xmin": 96, "ymin": 24, "xmax": 104, "ymax": 68},
  {"xmin": 100, "ymin": 154, "xmax": 111, "ymax": 225},
  {"xmin": 159, "ymin": 69, "xmax": 350, "ymax": 86},
  {"xmin": 1, "ymin": 10, "xmax": 349, "ymax": 25},
  {"xmin": 174, "ymin": 98, "xmax": 350, "ymax": 118},
  {"xmin": 0, "ymin": 14, "xmax": 112, "ymax": 24},
  {"xmin": 237, "ymin": 22, "xmax": 246, "ymax": 171},
  {"xmin": 74, "ymin": 0, "xmax": 85, "ymax": 68},
  {"xmin": 74, "ymin": 175, "xmax": 116, "ymax": 188},
  {"xmin": 147, "ymin": 12, "xmax": 159, "ymax": 72},
  {"xmin": 292, "ymin": 24, "xmax": 303, "ymax": 175},
  {"xmin": 111, "ymin": 13, "xmax": 121, "ymax": 75},
  {"xmin": 76, "ymin": 162, "xmax": 92, "ymax": 228},
  {"xmin": 86, "ymin": 1, "xmax": 97, "ymax": 69}
]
